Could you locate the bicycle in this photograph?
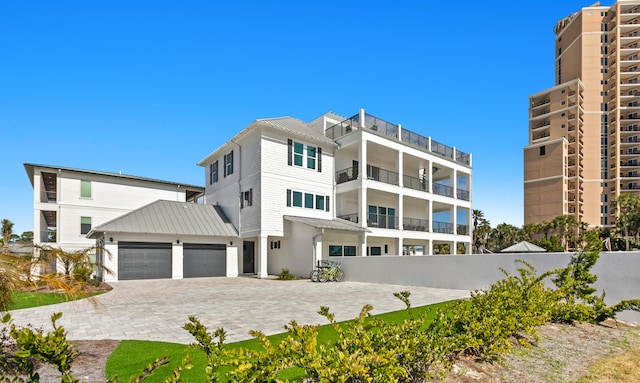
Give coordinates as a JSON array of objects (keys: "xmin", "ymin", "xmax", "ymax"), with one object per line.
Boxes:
[{"xmin": 310, "ymin": 260, "xmax": 344, "ymax": 282}]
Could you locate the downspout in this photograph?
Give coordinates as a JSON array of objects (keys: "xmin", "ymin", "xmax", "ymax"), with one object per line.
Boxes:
[{"xmin": 312, "ymin": 228, "xmax": 324, "ymax": 267}]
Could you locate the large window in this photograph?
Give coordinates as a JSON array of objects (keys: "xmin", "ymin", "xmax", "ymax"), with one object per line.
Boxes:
[
  {"xmin": 368, "ymin": 205, "xmax": 396, "ymax": 229},
  {"xmin": 329, "ymin": 245, "xmax": 356, "ymax": 256},
  {"xmin": 210, "ymin": 161, "xmax": 218, "ymax": 184},
  {"xmin": 287, "ymin": 189, "xmax": 329, "ymax": 211},
  {"xmin": 224, "ymin": 151, "xmax": 234, "ymax": 177},
  {"xmin": 288, "ymin": 139, "xmax": 321, "ymax": 171},
  {"xmin": 80, "ymin": 217, "xmax": 91, "ymax": 235},
  {"xmin": 80, "ymin": 180, "xmax": 91, "ymax": 198}
]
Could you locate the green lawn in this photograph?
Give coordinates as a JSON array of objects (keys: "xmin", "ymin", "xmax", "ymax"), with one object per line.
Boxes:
[
  {"xmin": 105, "ymin": 300, "xmax": 452, "ymax": 382},
  {"xmin": 10, "ymin": 290, "xmax": 102, "ymax": 310}
]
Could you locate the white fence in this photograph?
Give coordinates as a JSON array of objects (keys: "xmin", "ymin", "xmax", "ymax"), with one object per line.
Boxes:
[{"xmin": 331, "ymin": 252, "xmax": 640, "ymax": 324}]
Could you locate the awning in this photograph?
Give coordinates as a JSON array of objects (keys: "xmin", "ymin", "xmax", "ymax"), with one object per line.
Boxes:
[{"xmin": 284, "ymin": 216, "xmax": 370, "ymax": 232}]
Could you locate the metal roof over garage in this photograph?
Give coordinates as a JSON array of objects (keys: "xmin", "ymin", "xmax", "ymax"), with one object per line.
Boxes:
[
  {"xmin": 87, "ymin": 200, "xmax": 237, "ymax": 238},
  {"xmin": 284, "ymin": 215, "xmax": 370, "ymax": 232}
]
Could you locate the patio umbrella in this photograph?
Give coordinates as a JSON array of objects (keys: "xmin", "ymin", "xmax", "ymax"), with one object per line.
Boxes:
[{"xmin": 500, "ymin": 241, "xmax": 547, "ymax": 253}]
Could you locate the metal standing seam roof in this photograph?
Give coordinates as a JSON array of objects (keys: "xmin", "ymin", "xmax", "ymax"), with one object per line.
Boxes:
[
  {"xmin": 23, "ymin": 163, "xmax": 204, "ymax": 191},
  {"xmin": 197, "ymin": 116, "xmax": 337, "ymax": 166},
  {"xmin": 87, "ymin": 200, "xmax": 237, "ymax": 238},
  {"xmin": 284, "ymin": 215, "xmax": 370, "ymax": 232}
]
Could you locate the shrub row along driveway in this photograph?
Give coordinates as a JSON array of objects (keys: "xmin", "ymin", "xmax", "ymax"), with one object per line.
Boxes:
[{"xmin": 9, "ymin": 277, "xmax": 470, "ymax": 344}]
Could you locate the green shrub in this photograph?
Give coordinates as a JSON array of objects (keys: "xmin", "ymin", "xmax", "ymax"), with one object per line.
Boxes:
[{"xmin": 275, "ymin": 268, "xmax": 297, "ymax": 280}]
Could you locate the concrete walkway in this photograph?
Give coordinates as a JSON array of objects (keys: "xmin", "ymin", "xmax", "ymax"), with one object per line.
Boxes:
[{"xmin": 8, "ymin": 278, "xmax": 470, "ymax": 344}]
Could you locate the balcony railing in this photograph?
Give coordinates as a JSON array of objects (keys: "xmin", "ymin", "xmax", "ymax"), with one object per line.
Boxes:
[
  {"xmin": 40, "ymin": 190, "xmax": 57, "ymax": 203},
  {"xmin": 403, "ymin": 217, "xmax": 429, "ymax": 232},
  {"xmin": 431, "ymin": 140, "xmax": 454, "ymax": 159},
  {"xmin": 367, "ymin": 165, "xmax": 399, "ymax": 186},
  {"xmin": 457, "ymin": 189, "xmax": 470, "ymax": 201},
  {"xmin": 337, "ymin": 213, "xmax": 359, "ymax": 223},
  {"xmin": 403, "ymin": 175, "xmax": 428, "ymax": 192},
  {"xmin": 329, "ymin": 112, "xmax": 471, "ymax": 167},
  {"xmin": 336, "ymin": 167, "xmax": 358, "ymax": 184},
  {"xmin": 433, "ymin": 221, "xmax": 453, "ymax": 234},
  {"xmin": 457, "ymin": 224, "xmax": 469, "ymax": 235},
  {"xmin": 433, "ymin": 182, "xmax": 454, "ymax": 197},
  {"xmin": 367, "ymin": 215, "xmax": 399, "ymax": 229}
]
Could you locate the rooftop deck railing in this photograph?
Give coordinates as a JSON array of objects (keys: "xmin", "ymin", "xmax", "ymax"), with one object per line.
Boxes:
[{"xmin": 327, "ymin": 112, "xmax": 471, "ymax": 167}]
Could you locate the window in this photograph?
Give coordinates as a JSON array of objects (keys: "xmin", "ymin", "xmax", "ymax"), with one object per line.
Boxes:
[
  {"xmin": 80, "ymin": 217, "xmax": 91, "ymax": 235},
  {"xmin": 540, "ymin": 146, "xmax": 546, "ymax": 156},
  {"xmin": 292, "ymin": 191, "xmax": 303, "ymax": 207},
  {"xmin": 315, "ymin": 195, "xmax": 325, "ymax": 210},
  {"xmin": 305, "ymin": 193, "xmax": 314, "ymax": 208},
  {"xmin": 293, "ymin": 142, "xmax": 304, "ymax": 166},
  {"xmin": 210, "ymin": 161, "xmax": 218, "ymax": 184},
  {"xmin": 368, "ymin": 205, "xmax": 396, "ymax": 228},
  {"xmin": 224, "ymin": 151, "xmax": 233, "ymax": 177},
  {"xmin": 329, "ymin": 245, "xmax": 356, "ymax": 256},
  {"xmin": 286, "ymin": 189, "xmax": 329, "ymax": 211},
  {"xmin": 369, "ymin": 247, "xmax": 382, "ymax": 256},
  {"xmin": 80, "ymin": 180, "xmax": 91, "ymax": 198},
  {"xmin": 601, "ymin": 205, "xmax": 608, "ymax": 214},
  {"xmin": 307, "ymin": 145, "xmax": 316, "ymax": 169},
  {"xmin": 288, "ymin": 139, "xmax": 322, "ymax": 171},
  {"xmin": 601, "ymin": 217, "xmax": 608, "ymax": 225},
  {"xmin": 270, "ymin": 240, "xmax": 281, "ymax": 249},
  {"xmin": 241, "ymin": 189, "xmax": 253, "ymax": 208}
]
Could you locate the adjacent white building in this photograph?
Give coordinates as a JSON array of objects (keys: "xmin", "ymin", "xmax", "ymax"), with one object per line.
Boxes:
[{"xmin": 26, "ymin": 108, "xmax": 472, "ymax": 281}]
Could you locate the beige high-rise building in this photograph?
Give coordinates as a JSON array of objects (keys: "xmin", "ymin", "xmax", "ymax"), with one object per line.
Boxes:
[{"xmin": 525, "ymin": 1, "xmax": 640, "ymax": 227}]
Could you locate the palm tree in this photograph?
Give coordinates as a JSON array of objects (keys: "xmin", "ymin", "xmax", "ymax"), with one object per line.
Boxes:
[
  {"xmin": 36, "ymin": 244, "xmax": 113, "ymax": 282},
  {"xmin": 612, "ymin": 193, "xmax": 640, "ymax": 250},
  {"xmin": 1, "ymin": 218, "xmax": 14, "ymax": 254},
  {"xmin": 552, "ymin": 215, "xmax": 580, "ymax": 252}
]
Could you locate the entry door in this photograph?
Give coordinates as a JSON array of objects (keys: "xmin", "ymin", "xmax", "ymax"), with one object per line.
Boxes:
[{"xmin": 243, "ymin": 241, "xmax": 255, "ymax": 274}]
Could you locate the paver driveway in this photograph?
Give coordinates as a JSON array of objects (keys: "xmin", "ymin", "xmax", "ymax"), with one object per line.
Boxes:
[{"xmin": 9, "ymin": 277, "xmax": 469, "ymax": 344}]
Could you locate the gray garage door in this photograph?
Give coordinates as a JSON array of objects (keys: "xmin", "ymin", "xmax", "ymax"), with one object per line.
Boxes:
[
  {"xmin": 183, "ymin": 243, "xmax": 226, "ymax": 278},
  {"xmin": 118, "ymin": 242, "xmax": 172, "ymax": 280}
]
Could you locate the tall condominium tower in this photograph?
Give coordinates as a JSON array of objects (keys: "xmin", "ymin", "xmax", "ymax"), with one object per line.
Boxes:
[{"xmin": 525, "ymin": 0, "xmax": 640, "ymax": 227}]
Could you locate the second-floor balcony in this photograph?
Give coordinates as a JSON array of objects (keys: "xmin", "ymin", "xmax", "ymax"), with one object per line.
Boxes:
[
  {"xmin": 433, "ymin": 221, "xmax": 453, "ymax": 234},
  {"xmin": 367, "ymin": 214, "xmax": 399, "ymax": 229},
  {"xmin": 337, "ymin": 213, "xmax": 359, "ymax": 223},
  {"xmin": 336, "ymin": 167, "xmax": 358, "ymax": 184},
  {"xmin": 457, "ymin": 224, "xmax": 469, "ymax": 235},
  {"xmin": 403, "ymin": 217, "xmax": 429, "ymax": 232}
]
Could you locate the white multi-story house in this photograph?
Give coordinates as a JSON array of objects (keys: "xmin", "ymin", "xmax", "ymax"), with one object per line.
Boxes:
[
  {"xmin": 198, "ymin": 109, "xmax": 472, "ymax": 278},
  {"xmin": 26, "ymin": 109, "xmax": 472, "ymax": 281},
  {"xmin": 25, "ymin": 164, "xmax": 207, "ymax": 277}
]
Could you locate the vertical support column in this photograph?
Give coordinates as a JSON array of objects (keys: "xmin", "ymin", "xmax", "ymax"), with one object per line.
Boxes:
[
  {"xmin": 359, "ymin": 137, "xmax": 368, "ymax": 229},
  {"xmin": 428, "ymin": 200, "xmax": 433, "ymax": 232},
  {"xmin": 359, "ymin": 108, "xmax": 366, "ymax": 128},
  {"xmin": 314, "ymin": 236, "xmax": 323, "ymax": 264},
  {"xmin": 172, "ymin": 242, "xmax": 183, "ymax": 279},
  {"xmin": 226, "ymin": 243, "xmax": 238, "ymax": 277},
  {"xmin": 257, "ymin": 235, "xmax": 269, "ymax": 278},
  {"xmin": 427, "ymin": 239, "xmax": 433, "ymax": 256},
  {"xmin": 452, "ymin": 168, "xmax": 458, "ymax": 200}
]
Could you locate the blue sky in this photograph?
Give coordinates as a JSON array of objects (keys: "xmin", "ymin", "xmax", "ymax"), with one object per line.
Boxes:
[{"xmin": 0, "ymin": 1, "xmax": 596, "ymax": 235}]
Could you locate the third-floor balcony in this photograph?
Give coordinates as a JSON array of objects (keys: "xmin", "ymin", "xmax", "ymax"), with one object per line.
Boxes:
[
  {"xmin": 433, "ymin": 182, "xmax": 454, "ymax": 198},
  {"xmin": 367, "ymin": 165, "xmax": 399, "ymax": 186},
  {"xmin": 403, "ymin": 174, "xmax": 428, "ymax": 192}
]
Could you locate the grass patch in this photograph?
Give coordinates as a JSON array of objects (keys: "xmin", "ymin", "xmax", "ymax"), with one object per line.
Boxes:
[
  {"xmin": 106, "ymin": 301, "xmax": 452, "ymax": 382},
  {"xmin": 10, "ymin": 290, "xmax": 102, "ymax": 310},
  {"xmin": 578, "ymin": 348, "xmax": 640, "ymax": 383}
]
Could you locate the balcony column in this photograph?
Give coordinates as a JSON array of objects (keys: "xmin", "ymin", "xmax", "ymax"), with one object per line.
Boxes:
[
  {"xmin": 452, "ymin": 168, "xmax": 458, "ymax": 199},
  {"xmin": 427, "ymin": 239, "xmax": 433, "ymax": 256},
  {"xmin": 428, "ymin": 199, "xmax": 433, "ymax": 232},
  {"xmin": 359, "ymin": 108, "xmax": 366, "ymax": 128},
  {"xmin": 359, "ymin": 137, "xmax": 368, "ymax": 230},
  {"xmin": 256, "ymin": 235, "xmax": 269, "ymax": 278}
]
